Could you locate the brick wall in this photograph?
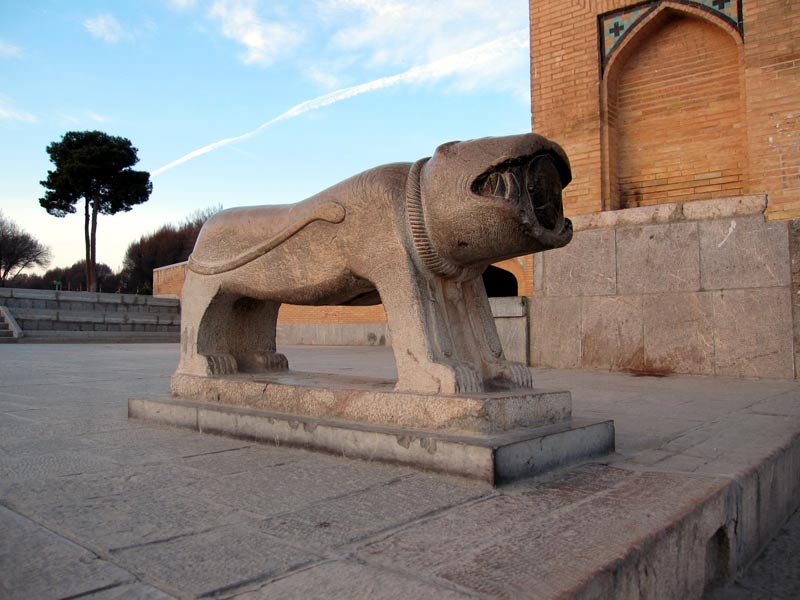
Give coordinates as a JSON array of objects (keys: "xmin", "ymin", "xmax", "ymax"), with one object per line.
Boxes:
[
  {"xmin": 530, "ymin": 0, "xmax": 800, "ymax": 220},
  {"xmin": 613, "ymin": 14, "xmax": 746, "ymax": 208},
  {"xmin": 153, "ymin": 263, "xmax": 187, "ymax": 298},
  {"xmin": 743, "ymin": 0, "xmax": 800, "ymax": 220}
]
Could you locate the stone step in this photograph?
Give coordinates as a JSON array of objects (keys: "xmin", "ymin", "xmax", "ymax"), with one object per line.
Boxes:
[
  {"xmin": 10, "ymin": 308, "xmax": 180, "ymax": 328},
  {"xmin": 0, "ymin": 288, "xmax": 181, "ymax": 315}
]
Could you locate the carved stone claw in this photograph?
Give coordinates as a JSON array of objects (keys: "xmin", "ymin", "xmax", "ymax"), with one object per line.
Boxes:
[
  {"xmin": 203, "ymin": 353, "xmax": 238, "ymax": 376},
  {"xmin": 239, "ymin": 351, "xmax": 289, "ymax": 373},
  {"xmin": 397, "ymin": 362, "xmax": 483, "ymax": 395},
  {"xmin": 492, "ymin": 362, "xmax": 535, "ymax": 389}
]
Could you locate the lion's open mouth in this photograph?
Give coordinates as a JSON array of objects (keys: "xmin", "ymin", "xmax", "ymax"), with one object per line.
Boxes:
[{"xmin": 472, "ymin": 153, "xmax": 565, "ymax": 231}]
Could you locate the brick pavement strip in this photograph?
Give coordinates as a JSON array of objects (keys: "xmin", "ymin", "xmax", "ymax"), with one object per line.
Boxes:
[{"xmin": 0, "ymin": 344, "xmax": 799, "ymax": 599}]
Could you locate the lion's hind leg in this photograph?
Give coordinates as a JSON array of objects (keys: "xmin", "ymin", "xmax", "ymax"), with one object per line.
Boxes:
[
  {"xmin": 223, "ymin": 296, "xmax": 287, "ymax": 374},
  {"xmin": 177, "ymin": 275, "xmax": 288, "ymax": 377},
  {"xmin": 177, "ymin": 275, "xmax": 238, "ymax": 376}
]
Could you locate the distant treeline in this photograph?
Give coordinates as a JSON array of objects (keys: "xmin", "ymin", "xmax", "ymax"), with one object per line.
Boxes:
[{"xmin": 10, "ymin": 207, "xmax": 219, "ymax": 294}]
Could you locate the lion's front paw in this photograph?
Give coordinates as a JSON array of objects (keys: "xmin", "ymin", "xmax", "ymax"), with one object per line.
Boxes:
[
  {"xmin": 204, "ymin": 353, "xmax": 238, "ymax": 375},
  {"xmin": 238, "ymin": 351, "xmax": 289, "ymax": 373},
  {"xmin": 396, "ymin": 362, "xmax": 483, "ymax": 395},
  {"xmin": 491, "ymin": 361, "xmax": 535, "ymax": 389}
]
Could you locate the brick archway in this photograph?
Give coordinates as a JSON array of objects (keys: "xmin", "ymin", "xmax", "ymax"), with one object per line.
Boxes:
[{"xmin": 601, "ymin": 3, "xmax": 747, "ymax": 210}]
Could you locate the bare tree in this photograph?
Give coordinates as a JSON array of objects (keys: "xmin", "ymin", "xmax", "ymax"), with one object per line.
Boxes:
[{"xmin": 0, "ymin": 212, "xmax": 51, "ymax": 285}]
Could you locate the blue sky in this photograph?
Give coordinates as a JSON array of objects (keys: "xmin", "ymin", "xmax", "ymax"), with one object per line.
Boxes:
[{"xmin": 1, "ymin": 0, "xmax": 532, "ymax": 274}]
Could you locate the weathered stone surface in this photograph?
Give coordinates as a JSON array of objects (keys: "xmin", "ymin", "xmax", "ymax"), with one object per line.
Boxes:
[
  {"xmin": 643, "ymin": 292, "xmax": 714, "ymax": 375},
  {"xmin": 78, "ymin": 583, "xmax": 175, "ymax": 599},
  {"xmin": 494, "ymin": 315, "xmax": 529, "ymax": 364},
  {"xmin": 113, "ymin": 522, "xmax": 320, "ymax": 597},
  {"xmin": 571, "ymin": 202, "xmax": 682, "ymax": 231},
  {"xmin": 3, "ymin": 344, "xmax": 800, "ymax": 599},
  {"xmin": 542, "ymin": 228, "xmax": 616, "ymax": 296},
  {"xmin": 681, "ymin": 195, "xmax": 767, "ymax": 221},
  {"xmin": 169, "ymin": 373, "xmax": 573, "ymax": 434},
  {"xmin": 530, "ymin": 296, "xmax": 581, "ymax": 368},
  {"xmin": 0, "ymin": 451, "xmax": 118, "ymax": 483},
  {"xmin": 131, "ymin": 396, "xmax": 612, "ymax": 483},
  {"xmin": 581, "ymin": 295, "xmax": 644, "ymax": 371},
  {"xmin": 617, "ymin": 222, "xmax": 700, "ymax": 294},
  {"xmin": 567, "ymin": 196, "xmax": 767, "ymax": 232},
  {"xmin": 260, "ymin": 473, "xmax": 484, "ymax": 548},
  {"xmin": 276, "ymin": 323, "xmax": 388, "ymax": 346},
  {"xmin": 177, "ymin": 133, "xmax": 573, "ymax": 396},
  {"xmin": 28, "ymin": 485, "xmax": 257, "ymax": 550},
  {"xmin": 489, "ymin": 296, "xmax": 528, "ymax": 317},
  {"xmin": 154, "ymin": 453, "xmax": 412, "ymax": 519},
  {"xmin": 700, "ymin": 216, "xmax": 791, "ymax": 290},
  {"xmin": 234, "ymin": 560, "xmax": 472, "ymax": 599},
  {"xmin": 0, "ymin": 506, "xmax": 134, "ymax": 600},
  {"xmin": 712, "ymin": 288, "xmax": 794, "ymax": 379},
  {"xmin": 708, "ymin": 505, "xmax": 800, "ymax": 600},
  {"xmin": 790, "ymin": 219, "xmax": 800, "ymax": 386},
  {"xmin": 359, "ymin": 465, "xmax": 731, "ymax": 600}
]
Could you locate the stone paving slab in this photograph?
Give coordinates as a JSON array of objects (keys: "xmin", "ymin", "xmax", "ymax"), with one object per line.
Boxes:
[
  {"xmin": 0, "ymin": 506, "xmax": 135, "ymax": 600},
  {"xmin": 0, "ymin": 343, "xmax": 798, "ymax": 599}
]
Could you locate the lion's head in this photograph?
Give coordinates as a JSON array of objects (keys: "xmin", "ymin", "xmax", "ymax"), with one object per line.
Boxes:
[{"xmin": 410, "ymin": 133, "xmax": 573, "ymax": 276}]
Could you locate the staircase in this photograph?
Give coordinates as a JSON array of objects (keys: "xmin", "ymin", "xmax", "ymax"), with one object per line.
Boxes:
[
  {"xmin": 0, "ymin": 288, "xmax": 180, "ymax": 343},
  {"xmin": 0, "ymin": 310, "xmax": 15, "ymax": 343}
]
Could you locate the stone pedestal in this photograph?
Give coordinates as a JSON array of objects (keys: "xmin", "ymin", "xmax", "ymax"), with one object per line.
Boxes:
[{"xmin": 130, "ymin": 371, "xmax": 614, "ymax": 485}]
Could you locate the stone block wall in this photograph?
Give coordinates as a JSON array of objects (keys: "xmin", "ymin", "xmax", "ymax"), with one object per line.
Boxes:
[
  {"xmin": 531, "ymin": 196, "xmax": 797, "ymax": 379},
  {"xmin": 0, "ymin": 288, "xmax": 180, "ymax": 341}
]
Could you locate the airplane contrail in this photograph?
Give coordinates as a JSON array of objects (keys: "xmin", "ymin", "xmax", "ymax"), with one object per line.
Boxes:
[{"xmin": 151, "ymin": 29, "xmax": 527, "ymax": 177}]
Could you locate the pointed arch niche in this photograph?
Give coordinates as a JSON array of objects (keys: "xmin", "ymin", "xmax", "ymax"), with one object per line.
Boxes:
[{"xmin": 601, "ymin": 3, "xmax": 747, "ymax": 210}]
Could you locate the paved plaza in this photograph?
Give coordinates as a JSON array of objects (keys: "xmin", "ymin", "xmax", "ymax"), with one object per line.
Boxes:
[{"xmin": 1, "ymin": 343, "xmax": 799, "ymax": 599}]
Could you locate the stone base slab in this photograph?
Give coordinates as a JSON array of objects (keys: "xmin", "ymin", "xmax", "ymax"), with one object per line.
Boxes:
[
  {"xmin": 128, "ymin": 397, "xmax": 614, "ymax": 484},
  {"xmin": 170, "ymin": 372, "xmax": 572, "ymax": 435}
]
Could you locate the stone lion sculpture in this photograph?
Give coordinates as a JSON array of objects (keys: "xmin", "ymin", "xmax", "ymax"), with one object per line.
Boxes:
[{"xmin": 177, "ymin": 133, "xmax": 573, "ymax": 394}]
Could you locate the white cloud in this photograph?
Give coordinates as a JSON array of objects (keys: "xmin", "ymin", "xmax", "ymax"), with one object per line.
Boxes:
[
  {"xmin": 0, "ymin": 96, "xmax": 37, "ymax": 123},
  {"xmin": 88, "ymin": 112, "xmax": 109, "ymax": 123},
  {"xmin": 84, "ymin": 13, "xmax": 129, "ymax": 43},
  {"xmin": 208, "ymin": 0, "xmax": 303, "ymax": 65},
  {"xmin": 313, "ymin": 0, "xmax": 529, "ymax": 96},
  {"xmin": 0, "ymin": 40, "xmax": 23, "ymax": 59},
  {"xmin": 167, "ymin": 0, "xmax": 198, "ymax": 10},
  {"xmin": 152, "ymin": 29, "xmax": 526, "ymax": 176},
  {"xmin": 59, "ymin": 114, "xmax": 82, "ymax": 125},
  {"xmin": 320, "ymin": 0, "xmax": 525, "ymax": 64},
  {"xmin": 305, "ymin": 65, "xmax": 341, "ymax": 89}
]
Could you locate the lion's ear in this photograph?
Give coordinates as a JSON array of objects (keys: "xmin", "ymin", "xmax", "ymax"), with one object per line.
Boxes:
[{"xmin": 434, "ymin": 140, "xmax": 460, "ymax": 155}]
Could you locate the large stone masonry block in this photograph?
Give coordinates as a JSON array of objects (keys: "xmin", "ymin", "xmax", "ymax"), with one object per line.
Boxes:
[
  {"xmin": 542, "ymin": 229, "xmax": 616, "ymax": 297},
  {"xmin": 643, "ymin": 292, "xmax": 714, "ymax": 375},
  {"xmin": 617, "ymin": 222, "xmax": 700, "ymax": 294},
  {"xmin": 581, "ymin": 295, "xmax": 643, "ymax": 371},
  {"xmin": 712, "ymin": 288, "xmax": 794, "ymax": 379},
  {"xmin": 700, "ymin": 216, "xmax": 790, "ymax": 290},
  {"xmin": 491, "ymin": 297, "xmax": 529, "ymax": 364},
  {"xmin": 790, "ymin": 220, "xmax": 800, "ymax": 382},
  {"xmin": 530, "ymin": 296, "xmax": 581, "ymax": 369}
]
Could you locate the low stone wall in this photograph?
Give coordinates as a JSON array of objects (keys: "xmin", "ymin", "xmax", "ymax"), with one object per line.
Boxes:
[
  {"xmin": 531, "ymin": 195, "xmax": 797, "ymax": 379},
  {"xmin": 0, "ymin": 288, "xmax": 180, "ymax": 341},
  {"xmin": 276, "ymin": 296, "xmax": 530, "ymax": 364}
]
